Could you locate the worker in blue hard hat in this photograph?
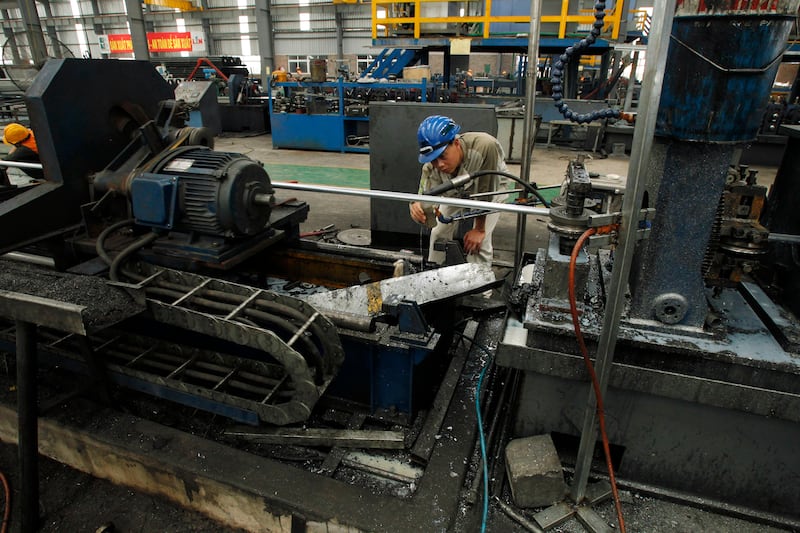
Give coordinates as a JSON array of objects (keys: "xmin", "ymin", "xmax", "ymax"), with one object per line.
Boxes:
[
  {"xmin": 409, "ymin": 115, "xmax": 509, "ymax": 266},
  {"xmin": 0, "ymin": 122, "xmax": 43, "ymax": 186}
]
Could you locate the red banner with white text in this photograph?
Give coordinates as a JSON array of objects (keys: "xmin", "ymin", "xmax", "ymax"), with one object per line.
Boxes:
[{"xmin": 103, "ymin": 32, "xmax": 193, "ymax": 54}]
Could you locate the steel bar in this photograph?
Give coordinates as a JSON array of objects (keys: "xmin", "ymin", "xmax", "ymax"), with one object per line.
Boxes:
[
  {"xmin": 570, "ymin": 0, "xmax": 677, "ymax": 503},
  {"xmin": 738, "ymin": 281, "xmax": 800, "ymax": 352},
  {"xmin": 466, "ymin": 362, "xmax": 507, "ymax": 505},
  {"xmin": 533, "ymin": 502, "xmax": 575, "ymax": 529},
  {"xmin": 410, "ymin": 320, "xmax": 477, "ymax": 461},
  {"xmin": 267, "ymin": 182, "xmax": 550, "ymax": 217},
  {"xmin": 286, "ymin": 311, "xmax": 320, "ymax": 349},
  {"xmin": 1, "ymin": 251, "xmax": 55, "ymax": 267},
  {"xmin": 0, "ymin": 160, "xmax": 43, "ymax": 170},
  {"xmin": 171, "ymin": 278, "xmax": 212, "ymax": 306},
  {"xmin": 575, "ymin": 507, "xmax": 615, "ymax": 533},
  {"xmin": 489, "ymin": 368, "xmax": 522, "ymax": 497},
  {"xmin": 295, "ymin": 239, "xmax": 423, "ymax": 265},
  {"xmin": 494, "ymin": 497, "xmax": 546, "ymax": 533},
  {"xmin": 224, "ymin": 428, "xmax": 406, "ymax": 449},
  {"xmin": 319, "ymin": 412, "xmax": 367, "ymax": 475},
  {"xmin": 341, "ymin": 451, "xmax": 423, "ymax": 483},
  {"xmin": 514, "ymin": 0, "xmax": 544, "ymax": 274},
  {"xmin": 225, "ymin": 289, "xmax": 263, "ymax": 321},
  {"xmin": 768, "ymin": 232, "xmax": 800, "ymax": 244}
]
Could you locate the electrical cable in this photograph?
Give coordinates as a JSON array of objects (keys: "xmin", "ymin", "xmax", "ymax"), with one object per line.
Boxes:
[
  {"xmin": 550, "ymin": 1, "xmax": 634, "ymax": 125},
  {"xmin": 109, "ymin": 231, "xmax": 160, "ymax": 282},
  {"xmin": 459, "ymin": 170, "xmax": 552, "ymax": 208},
  {"xmin": 453, "ymin": 328, "xmax": 495, "ymax": 533},
  {"xmin": 568, "ymin": 226, "xmax": 626, "ymax": 533},
  {"xmin": 95, "ymin": 218, "xmax": 135, "ymax": 266}
]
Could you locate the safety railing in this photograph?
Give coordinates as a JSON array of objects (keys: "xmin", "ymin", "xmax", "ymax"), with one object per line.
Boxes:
[
  {"xmin": 629, "ymin": 8, "xmax": 652, "ymax": 36},
  {"xmin": 372, "ymin": 0, "xmax": 623, "ymax": 41}
]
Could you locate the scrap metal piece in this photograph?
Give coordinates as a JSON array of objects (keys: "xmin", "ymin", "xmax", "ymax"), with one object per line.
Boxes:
[
  {"xmin": 224, "ymin": 427, "xmax": 406, "ymax": 449},
  {"xmin": 340, "ymin": 451, "xmax": 423, "ymax": 483},
  {"xmin": 320, "ymin": 411, "xmax": 367, "ymax": 476},
  {"xmin": 739, "ymin": 281, "xmax": 800, "ymax": 353},
  {"xmin": 532, "ymin": 501, "xmax": 574, "ymax": 529},
  {"xmin": 302, "ymin": 263, "xmax": 497, "ymax": 320},
  {"xmin": 575, "ymin": 506, "xmax": 615, "ymax": 533}
]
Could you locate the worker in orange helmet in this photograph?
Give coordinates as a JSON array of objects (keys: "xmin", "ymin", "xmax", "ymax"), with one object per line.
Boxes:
[{"xmin": 1, "ymin": 122, "xmax": 43, "ymax": 186}]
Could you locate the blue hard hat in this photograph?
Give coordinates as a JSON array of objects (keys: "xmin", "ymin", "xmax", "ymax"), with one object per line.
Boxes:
[{"xmin": 417, "ymin": 115, "xmax": 461, "ymax": 163}]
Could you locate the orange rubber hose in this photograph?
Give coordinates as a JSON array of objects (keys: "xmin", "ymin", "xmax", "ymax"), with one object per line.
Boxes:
[
  {"xmin": 568, "ymin": 226, "xmax": 626, "ymax": 533},
  {"xmin": 0, "ymin": 470, "xmax": 10, "ymax": 533}
]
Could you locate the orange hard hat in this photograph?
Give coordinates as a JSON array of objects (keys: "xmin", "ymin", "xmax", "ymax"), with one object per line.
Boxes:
[{"xmin": 2, "ymin": 123, "xmax": 30, "ymax": 145}]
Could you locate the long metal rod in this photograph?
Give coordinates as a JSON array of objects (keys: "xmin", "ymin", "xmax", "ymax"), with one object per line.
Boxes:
[
  {"xmin": 570, "ymin": 0, "xmax": 677, "ymax": 503},
  {"xmin": 1, "ymin": 251, "xmax": 55, "ymax": 267},
  {"xmin": 268, "ymin": 181, "xmax": 550, "ymax": 217},
  {"xmin": 0, "ymin": 160, "xmax": 44, "ymax": 170},
  {"xmin": 768, "ymin": 232, "xmax": 800, "ymax": 244},
  {"xmin": 514, "ymin": 0, "xmax": 543, "ymax": 275}
]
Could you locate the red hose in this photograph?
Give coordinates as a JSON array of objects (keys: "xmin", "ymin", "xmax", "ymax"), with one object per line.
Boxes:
[
  {"xmin": 0, "ymin": 470, "xmax": 10, "ymax": 533},
  {"xmin": 568, "ymin": 226, "xmax": 626, "ymax": 533}
]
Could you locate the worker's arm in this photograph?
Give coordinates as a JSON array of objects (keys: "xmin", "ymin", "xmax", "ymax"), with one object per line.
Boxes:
[{"xmin": 463, "ymin": 214, "xmax": 486, "ymax": 254}]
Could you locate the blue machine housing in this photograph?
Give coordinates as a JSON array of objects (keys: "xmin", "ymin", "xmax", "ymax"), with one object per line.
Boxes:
[
  {"xmin": 131, "ymin": 173, "xmax": 179, "ymax": 230},
  {"xmin": 657, "ymin": 12, "xmax": 798, "ymax": 142}
]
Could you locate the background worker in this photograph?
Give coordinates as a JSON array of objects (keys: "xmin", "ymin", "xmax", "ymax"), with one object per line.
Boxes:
[
  {"xmin": 272, "ymin": 66, "xmax": 288, "ymax": 83},
  {"xmin": 1, "ymin": 122, "xmax": 43, "ymax": 186},
  {"xmin": 409, "ymin": 115, "xmax": 509, "ymax": 266}
]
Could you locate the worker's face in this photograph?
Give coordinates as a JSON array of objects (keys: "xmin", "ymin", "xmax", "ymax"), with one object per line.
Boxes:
[{"xmin": 431, "ymin": 139, "xmax": 461, "ymax": 175}]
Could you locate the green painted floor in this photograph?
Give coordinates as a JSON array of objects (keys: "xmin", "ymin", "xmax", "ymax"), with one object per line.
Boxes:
[
  {"xmin": 264, "ymin": 163, "xmax": 370, "ymax": 188},
  {"xmin": 263, "ymin": 162, "xmax": 561, "ymax": 204}
]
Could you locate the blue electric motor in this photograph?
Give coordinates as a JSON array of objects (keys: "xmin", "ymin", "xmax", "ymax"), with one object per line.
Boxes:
[{"xmin": 130, "ymin": 145, "xmax": 274, "ymax": 238}]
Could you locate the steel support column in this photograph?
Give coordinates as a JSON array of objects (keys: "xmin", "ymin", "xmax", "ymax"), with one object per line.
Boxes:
[
  {"xmin": 16, "ymin": 0, "xmax": 47, "ymax": 65},
  {"xmin": 254, "ymin": 0, "xmax": 275, "ymax": 84},
  {"xmin": 124, "ymin": 0, "xmax": 149, "ymax": 60}
]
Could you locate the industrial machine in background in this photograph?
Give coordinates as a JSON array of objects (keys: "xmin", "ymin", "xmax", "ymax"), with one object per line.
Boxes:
[
  {"xmin": 498, "ymin": 1, "xmax": 800, "ymax": 521},
  {"xmin": 269, "ymin": 74, "xmax": 439, "ymax": 153},
  {"xmin": 157, "ymin": 56, "xmax": 270, "ymax": 134}
]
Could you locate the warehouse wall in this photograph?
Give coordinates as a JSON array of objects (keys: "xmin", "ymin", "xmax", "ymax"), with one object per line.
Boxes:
[
  {"xmin": 0, "ymin": 0, "xmax": 651, "ymax": 82},
  {"xmin": 0, "ymin": 0, "xmax": 375, "ymax": 77}
]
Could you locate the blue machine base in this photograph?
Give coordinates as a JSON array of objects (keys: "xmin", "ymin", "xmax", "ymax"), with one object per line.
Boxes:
[{"xmin": 327, "ymin": 329, "xmax": 444, "ymax": 415}]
